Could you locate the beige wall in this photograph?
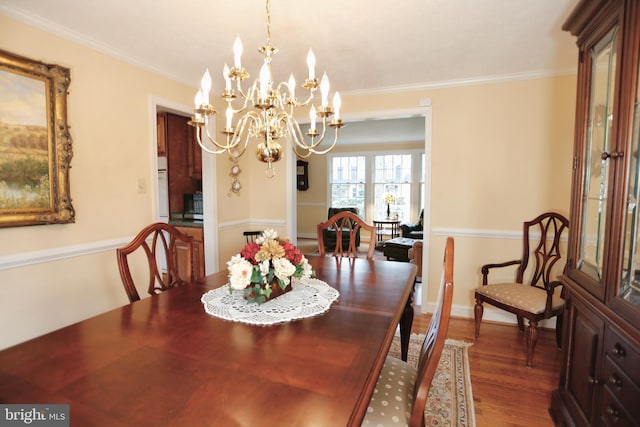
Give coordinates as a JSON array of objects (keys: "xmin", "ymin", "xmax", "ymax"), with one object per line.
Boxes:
[
  {"xmin": 0, "ymin": 15, "xmax": 201, "ymax": 349},
  {"xmin": 302, "ymin": 75, "xmax": 576, "ymax": 319},
  {"xmin": 0, "ymin": 12, "xmax": 576, "ymax": 349}
]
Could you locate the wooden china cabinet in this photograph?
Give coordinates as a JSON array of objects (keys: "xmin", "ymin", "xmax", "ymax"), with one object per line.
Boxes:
[{"xmin": 550, "ymin": 1, "xmax": 640, "ymax": 426}]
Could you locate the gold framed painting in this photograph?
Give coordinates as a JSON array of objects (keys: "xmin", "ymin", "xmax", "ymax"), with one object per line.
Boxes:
[{"xmin": 0, "ymin": 49, "xmax": 74, "ymax": 227}]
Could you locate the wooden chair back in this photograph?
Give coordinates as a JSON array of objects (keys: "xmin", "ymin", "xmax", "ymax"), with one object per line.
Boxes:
[
  {"xmin": 317, "ymin": 211, "xmax": 376, "ymax": 259},
  {"xmin": 482, "ymin": 212, "xmax": 569, "ymax": 292},
  {"xmin": 520, "ymin": 212, "xmax": 568, "ymax": 289},
  {"xmin": 117, "ymin": 222, "xmax": 195, "ymax": 303},
  {"xmin": 243, "ymin": 230, "xmax": 261, "ymax": 243},
  {"xmin": 411, "ymin": 237, "xmax": 454, "ymax": 426}
]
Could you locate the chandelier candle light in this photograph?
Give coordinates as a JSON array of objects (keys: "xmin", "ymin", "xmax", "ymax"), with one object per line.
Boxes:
[{"xmin": 189, "ymin": 0, "xmax": 344, "ymax": 195}]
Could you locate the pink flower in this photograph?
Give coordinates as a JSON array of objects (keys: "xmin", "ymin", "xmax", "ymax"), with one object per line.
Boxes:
[
  {"xmin": 240, "ymin": 243, "xmax": 261, "ymax": 264},
  {"xmin": 281, "ymin": 241, "xmax": 303, "ymax": 264}
]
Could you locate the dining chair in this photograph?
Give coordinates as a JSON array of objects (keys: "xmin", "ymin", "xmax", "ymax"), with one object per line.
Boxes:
[
  {"xmin": 474, "ymin": 211, "xmax": 569, "ymax": 366},
  {"xmin": 116, "ymin": 222, "xmax": 196, "ymax": 303},
  {"xmin": 321, "ymin": 207, "xmax": 360, "ymax": 250},
  {"xmin": 317, "ymin": 210, "xmax": 376, "ymax": 259},
  {"xmin": 363, "ymin": 237, "xmax": 454, "ymax": 427},
  {"xmin": 243, "ymin": 230, "xmax": 261, "ymax": 243}
]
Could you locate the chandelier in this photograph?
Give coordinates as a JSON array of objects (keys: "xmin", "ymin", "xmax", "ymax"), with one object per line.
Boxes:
[{"xmin": 189, "ymin": 0, "xmax": 344, "ymax": 195}]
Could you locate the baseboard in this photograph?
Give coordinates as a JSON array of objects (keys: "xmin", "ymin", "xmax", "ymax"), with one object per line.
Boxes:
[
  {"xmin": 420, "ymin": 302, "xmax": 558, "ymax": 329},
  {"xmin": 298, "ymin": 233, "xmax": 317, "ymax": 239}
]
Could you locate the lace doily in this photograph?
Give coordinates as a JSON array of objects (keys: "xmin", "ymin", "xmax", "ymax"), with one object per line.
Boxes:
[{"xmin": 201, "ymin": 277, "xmax": 340, "ymax": 325}]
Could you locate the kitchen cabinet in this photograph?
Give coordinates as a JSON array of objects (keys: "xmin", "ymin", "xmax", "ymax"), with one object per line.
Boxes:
[
  {"xmin": 176, "ymin": 226, "xmax": 205, "ymax": 280},
  {"xmin": 550, "ymin": 1, "xmax": 640, "ymax": 425},
  {"xmin": 156, "ymin": 113, "xmax": 166, "ymax": 156},
  {"xmin": 157, "ymin": 112, "xmax": 200, "ymax": 214},
  {"xmin": 189, "ymin": 132, "xmax": 202, "ymax": 180}
]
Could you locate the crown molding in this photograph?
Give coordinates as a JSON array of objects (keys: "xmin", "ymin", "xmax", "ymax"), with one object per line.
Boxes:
[
  {"xmin": 0, "ymin": 4, "xmax": 193, "ymax": 87},
  {"xmin": 342, "ymin": 68, "xmax": 577, "ymax": 97},
  {"xmin": 1, "ymin": 4, "xmax": 576, "ymax": 97}
]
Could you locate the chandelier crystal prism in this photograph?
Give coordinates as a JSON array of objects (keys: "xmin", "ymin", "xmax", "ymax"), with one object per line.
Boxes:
[{"xmin": 189, "ymin": 0, "xmax": 344, "ymax": 187}]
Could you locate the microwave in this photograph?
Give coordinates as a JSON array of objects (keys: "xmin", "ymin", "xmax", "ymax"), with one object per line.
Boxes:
[{"xmin": 183, "ymin": 194, "xmax": 203, "ymax": 220}]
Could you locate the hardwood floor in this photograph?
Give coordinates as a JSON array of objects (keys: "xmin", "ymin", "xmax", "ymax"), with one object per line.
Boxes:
[
  {"xmin": 298, "ymin": 238, "xmax": 561, "ymax": 426},
  {"xmin": 412, "ymin": 310, "xmax": 562, "ymax": 427}
]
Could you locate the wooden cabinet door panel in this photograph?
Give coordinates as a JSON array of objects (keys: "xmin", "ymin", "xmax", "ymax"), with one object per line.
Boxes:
[
  {"xmin": 166, "ymin": 113, "xmax": 197, "ymax": 213},
  {"xmin": 565, "ymin": 297, "xmax": 605, "ymax": 425},
  {"xmin": 156, "ymin": 113, "xmax": 166, "ymax": 156},
  {"xmin": 176, "ymin": 226, "xmax": 205, "ymax": 280},
  {"xmin": 189, "ymin": 125, "xmax": 202, "ymax": 180}
]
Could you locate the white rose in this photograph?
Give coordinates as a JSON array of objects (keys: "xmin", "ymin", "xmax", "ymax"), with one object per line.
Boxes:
[
  {"xmin": 273, "ymin": 258, "xmax": 296, "ymax": 284},
  {"xmin": 257, "ymin": 228, "xmax": 278, "ymax": 244},
  {"xmin": 228, "ymin": 258, "xmax": 253, "ymax": 290}
]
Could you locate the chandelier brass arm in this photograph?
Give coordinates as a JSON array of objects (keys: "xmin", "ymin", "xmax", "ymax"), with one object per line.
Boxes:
[{"xmin": 189, "ymin": 0, "xmax": 344, "ymax": 195}]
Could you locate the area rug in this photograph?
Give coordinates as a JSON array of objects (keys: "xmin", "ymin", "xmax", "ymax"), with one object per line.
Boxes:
[{"xmin": 388, "ymin": 333, "xmax": 476, "ymax": 427}]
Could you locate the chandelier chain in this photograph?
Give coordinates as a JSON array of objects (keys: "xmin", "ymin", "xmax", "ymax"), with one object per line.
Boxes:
[{"xmin": 265, "ymin": 0, "xmax": 271, "ymax": 46}]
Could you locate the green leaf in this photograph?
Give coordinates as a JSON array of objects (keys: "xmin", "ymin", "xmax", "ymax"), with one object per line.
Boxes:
[
  {"xmin": 263, "ymin": 285, "xmax": 273, "ymax": 297},
  {"xmin": 250, "ymin": 268, "xmax": 262, "ymax": 283}
]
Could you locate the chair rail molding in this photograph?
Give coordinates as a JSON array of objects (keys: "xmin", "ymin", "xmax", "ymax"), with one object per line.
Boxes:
[
  {"xmin": 432, "ymin": 226, "xmax": 569, "ymax": 241},
  {"xmin": 432, "ymin": 227, "xmax": 524, "ymax": 240},
  {"xmin": 218, "ymin": 218, "xmax": 286, "ymax": 231},
  {"xmin": 0, "ymin": 237, "xmax": 132, "ymax": 271}
]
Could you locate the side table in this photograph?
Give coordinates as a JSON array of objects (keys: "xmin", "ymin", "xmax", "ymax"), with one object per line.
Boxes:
[{"xmin": 373, "ymin": 219, "xmax": 401, "ymax": 248}]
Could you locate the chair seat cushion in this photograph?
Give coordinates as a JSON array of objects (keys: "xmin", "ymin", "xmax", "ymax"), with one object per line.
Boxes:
[
  {"xmin": 362, "ymin": 355, "xmax": 416, "ymax": 426},
  {"xmin": 475, "ymin": 283, "xmax": 564, "ymax": 314}
]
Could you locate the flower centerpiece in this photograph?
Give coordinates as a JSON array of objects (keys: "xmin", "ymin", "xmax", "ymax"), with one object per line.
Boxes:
[
  {"xmin": 384, "ymin": 193, "xmax": 396, "ymax": 218},
  {"xmin": 227, "ymin": 229, "xmax": 313, "ymax": 304}
]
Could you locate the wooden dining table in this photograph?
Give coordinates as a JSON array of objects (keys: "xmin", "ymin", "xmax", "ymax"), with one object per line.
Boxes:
[{"xmin": 0, "ymin": 255, "xmax": 416, "ymax": 426}]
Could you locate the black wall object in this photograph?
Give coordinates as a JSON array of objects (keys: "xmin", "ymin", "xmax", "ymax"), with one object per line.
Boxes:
[{"xmin": 296, "ymin": 160, "xmax": 309, "ymax": 191}]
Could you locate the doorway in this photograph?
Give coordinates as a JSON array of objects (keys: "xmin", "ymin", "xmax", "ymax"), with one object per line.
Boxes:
[
  {"xmin": 292, "ymin": 101, "xmax": 433, "ymax": 310},
  {"xmin": 150, "ymin": 97, "xmax": 219, "ymax": 274}
]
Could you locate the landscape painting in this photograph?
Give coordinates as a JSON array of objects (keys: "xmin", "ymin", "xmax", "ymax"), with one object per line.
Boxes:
[
  {"xmin": 0, "ymin": 49, "xmax": 74, "ymax": 227},
  {"xmin": 0, "ymin": 69, "xmax": 50, "ymax": 209}
]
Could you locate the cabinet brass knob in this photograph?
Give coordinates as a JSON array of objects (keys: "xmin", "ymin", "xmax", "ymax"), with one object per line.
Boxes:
[
  {"xmin": 611, "ymin": 343, "xmax": 626, "ymax": 358},
  {"xmin": 587, "ymin": 376, "xmax": 600, "ymax": 385},
  {"xmin": 605, "ymin": 405, "xmax": 620, "ymax": 421},
  {"xmin": 608, "ymin": 374, "xmax": 623, "ymax": 389}
]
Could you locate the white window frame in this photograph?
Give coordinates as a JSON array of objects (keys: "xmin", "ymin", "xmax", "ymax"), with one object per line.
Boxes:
[{"xmin": 327, "ymin": 149, "xmax": 424, "ymax": 224}]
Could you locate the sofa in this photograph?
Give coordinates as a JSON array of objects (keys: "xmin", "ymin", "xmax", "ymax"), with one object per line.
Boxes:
[
  {"xmin": 322, "ymin": 207, "xmax": 361, "ymax": 250},
  {"xmin": 400, "ymin": 209, "xmax": 424, "ymax": 239}
]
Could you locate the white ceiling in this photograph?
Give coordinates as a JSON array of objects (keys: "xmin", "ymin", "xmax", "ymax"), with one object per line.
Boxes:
[{"xmin": 0, "ymin": 0, "xmax": 579, "ymax": 95}]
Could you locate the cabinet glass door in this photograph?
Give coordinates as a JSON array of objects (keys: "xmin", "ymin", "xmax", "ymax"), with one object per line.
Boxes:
[
  {"xmin": 620, "ymin": 43, "xmax": 640, "ymax": 309},
  {"xmin": 578, "ymin": 27, "xmax": 618, "ymax": 284}
]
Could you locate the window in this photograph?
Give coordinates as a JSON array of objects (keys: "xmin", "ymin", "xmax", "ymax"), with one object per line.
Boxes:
[
  {"xmin": 329, "ymin": 155, "xmax": 365, "ymax": 215},
  {"xmin": 374, "ymin": 154, "xmax": 412, "ymax": 221},
  {"xmin": 329, "ymin": 150, "xmax": 423, "ymax": 223}
]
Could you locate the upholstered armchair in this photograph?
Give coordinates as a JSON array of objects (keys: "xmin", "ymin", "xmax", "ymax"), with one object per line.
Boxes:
[
  {"xmin": 400, "ymin": 209, "xmax": 424, "ymax": 239},
  {"xmin": 474, "ymin": 212, "xmax": 569, "ymax": 366},
  {"xmin": 322, "ymin": 207, "xmax": 360, "ymax": 250}
]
